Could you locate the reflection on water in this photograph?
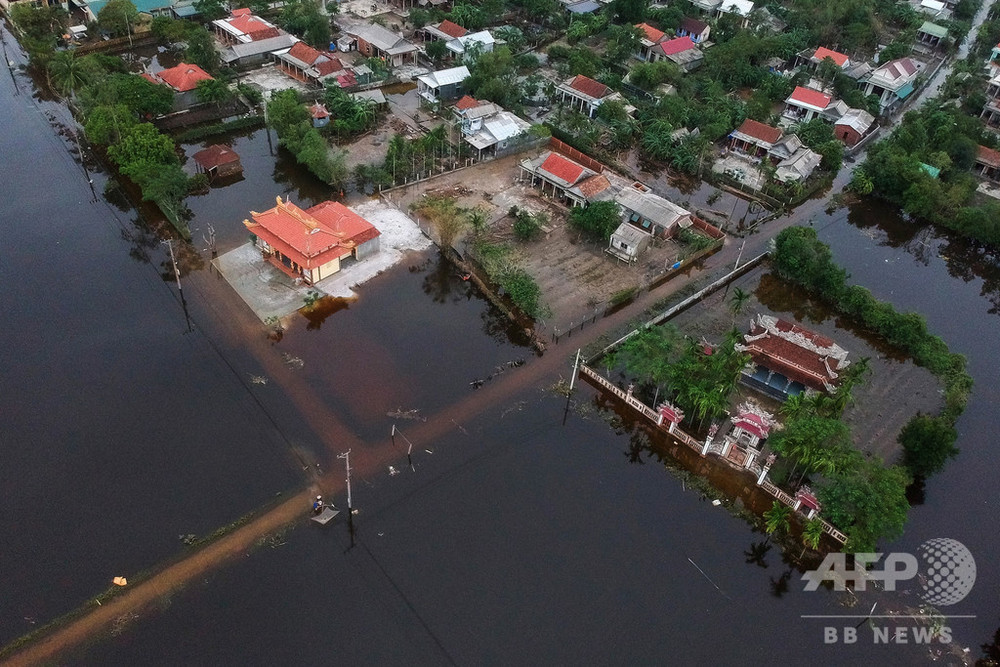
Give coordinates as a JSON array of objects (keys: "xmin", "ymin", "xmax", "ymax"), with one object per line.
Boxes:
[{"xmin": 299, "ymin": 295, "xmax": 352, "ymax": 330}]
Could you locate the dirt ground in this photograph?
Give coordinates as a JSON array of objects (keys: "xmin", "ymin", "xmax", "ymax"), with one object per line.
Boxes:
[
  {"xmin": 666, "ymin": 264, "xmax": 942, "ymax": 463},
  {"xmin": 383, "ymin": 151, "xmax": 694, "ymax": 330}
]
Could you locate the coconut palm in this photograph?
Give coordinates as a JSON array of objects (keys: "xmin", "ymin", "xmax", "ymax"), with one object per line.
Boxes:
[
  {"xmin": 48, "ymin": 51, "xmax": 89, "ymax": 97},
  {"xmin": 728, "ymin": 287, "xmax": 751, "ymax": 320}
]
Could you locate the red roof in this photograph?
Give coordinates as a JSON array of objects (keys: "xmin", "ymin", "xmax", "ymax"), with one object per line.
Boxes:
[
  {"xmin": 658, "ymin": 36, "xmax": 696, "ymax": 56},
  {"xmin": 635, "ymin": 22, "xmax": 665, "ymax": 43},
  {"xmin": 732, "ymin": 413, "xmax": 769, "ymax": 439},
  {"xmin": 578, "ymin": 174, "xmax": 611, "ymax": 199},
  {"xmin": 139, "ymin": 72, "xmax": 159, "ymax": 85},
  {"xmin": 796, "ymin": 489, "xmax": 821, "ymax": 511},
  {"xmin": 157, "ymin": 63, "xmax": 213, "ymax": 92},
  {"xmin": 813, "ymin": 47, "xmax": 848, "ymax": 67},
  {"xmin": 310, "ymin": 103, "xmax": 330, "ymax": 119},
  {"xmin": 192, "ymin": 144, "xmax": 241, "ymax": 169},
  {"xmin": 314, "ymin": 56, "xmax": 344, "ymax": 77},
  {"xmin": 658, "ymin": 403, "xmax": 683, "ymax": 424},
  {"xmin": 436, "ymin": 19, "xmax": 467, "ymax": 38},
  {"xmin": 977, "ymin": 145, "xmax": 1000, "ymax": 168},
  {"xmin": 231, "ymin": 7, "xmax": 251, "ymax": 16},
  {"xmin": 742, "ymin": 318, "xmax": 844, "ymax": 392},
  {"xmin": 788, "ymin": 86, "xmax": 831, "ymax": 110},
  {"xmin": 455, "ymin": 95, "xmax": 479, "ymax": 110},
  {"xmin": 336, "ymin": 71, "xmax": 357, "ymax": 88},
  {"xmin": 287, "ymin": 41, "xmax": 323, "ymax": 66},
  {"xmin": 227, "ymin": 13, "xmax": 275, "ymax": 37},
  {"xmin": 734, "ymin": 118, "xmax": 782, "ymax": 145},
  {"xmin": 539, "ymin": 153, "xmax": 586, "ymax": 186},
  {"xmin": 568, "ymin": 75, "xmax": 609, "ymax": 99},
  {"xmin": 244, "ymin": 198, "xmax": 380, "ymax": 270}
]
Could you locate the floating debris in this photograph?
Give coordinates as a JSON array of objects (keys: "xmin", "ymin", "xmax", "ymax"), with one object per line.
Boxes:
[
  {"xmin": 389, "ymin": 466, "xmax": 399, "ymax": 476},
  {"xmin": 249, "ymin": 375, "xmax": 267, "ymax": 385},
  {"xmin": 112, "ymin": 576, "xmax": 128, "ymax": 587},
  {"xmin": 471, "ymin": 359, "xmax": 526, "ymax": 388},
  {"xmin": 387, "ymin": 407, "xmax": 426, "ymax": 422},
  {"xmin": 281, "ymin": 352, "xmax": 304, "ymax": 369},
  {"xmin": 179, "ymin": 534, "xmax": 197, "ymax": 545}
]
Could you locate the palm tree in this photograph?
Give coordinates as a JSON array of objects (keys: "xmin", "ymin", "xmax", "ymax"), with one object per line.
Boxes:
[
  {"xmin": 48, "ymin": 51, "xmax": 89, "ymax": 98},
  {"xmin": 764, "ymin": 501, "xmax": 792, "ymax": 538},
  {"xmin": 801, "ymin": 517, "xmax": 825, "ymax": 556},
  {"xmin": 728, "ymin": 287, "xmax": 751, "ymax": 322}
]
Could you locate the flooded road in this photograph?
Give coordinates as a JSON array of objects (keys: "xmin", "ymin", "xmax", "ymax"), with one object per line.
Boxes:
[{"xmin": 2, "ymin": 20, "xmax": 998, "ymax": 665}]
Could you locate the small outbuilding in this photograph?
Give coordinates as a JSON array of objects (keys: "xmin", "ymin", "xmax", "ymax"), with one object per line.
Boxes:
[
  {"xmin": 192, "ymin": 144, "xmax": 243, "ymax": 180},
  {"xmin": 606, "ymin": 222, "xmax": 652, "ymax": 263}
]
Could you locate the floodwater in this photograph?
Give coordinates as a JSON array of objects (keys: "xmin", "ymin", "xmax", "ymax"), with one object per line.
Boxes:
[{"xmin": 3, "ymin": 21, "xmax": 999, "ymax": 665}]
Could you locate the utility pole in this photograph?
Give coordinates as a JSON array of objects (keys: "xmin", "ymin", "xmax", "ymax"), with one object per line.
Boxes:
[
  {"xmin": 163, "ymin": 239, "xmax": 182, "ymax": 291},
  {"xmin": 337, "ymin": 450, "xmax": 353, "ymax": 534},
  {"xmin": 163, "ymin": 239, "xmax": 193, "ymax": 332},
  {"xmin": 392, "ymin": 424, "xmax": 416, "ymax": 469}
]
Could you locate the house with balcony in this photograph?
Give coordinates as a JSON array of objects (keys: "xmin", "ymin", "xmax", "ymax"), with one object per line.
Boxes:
[
  {"xmin": 981, "ymin": 70, "xmax": 1000, "ymax": 127},
  {"xmin": 452, "ymin": 96, "xmax": 531, "ymax": 158},
  {"xmin": 859, "ymin": 57, "xmax": 921, "ymax": 115},
  {"xmin": 783, "ymin": 86, "xmax": 832, "ymax": 122}
]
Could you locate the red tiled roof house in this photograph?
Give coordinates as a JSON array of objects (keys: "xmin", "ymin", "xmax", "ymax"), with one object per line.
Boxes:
[
  {"xmin": 651, "ymin": 36, "xmax": 703, "ymax": 70},
  {"xmin": 211, "ymin": 9, "xmax": 282, "ymax": 45},
  {"xmin": 634, "ymin": 22, "xmax": 667, "ymax": 61},
  {"xmin": 155, "ymin": 63, "xmax": 214, "ymax": 110},
  {"xmin": 518, "ymin": 151, "xmax": 600, "ymax": 207},
  {"xmin": 421, "ymin": 19, "xmax": 467, "ymax": 42},
  {"xmin": 783, "ymin": 86, "xmax": 832, "ymax": 122},
  {"xmin": 729, "ymin": 119, "xmax": 783, "ymax": 157},
  {"xmin": 276, "ymin": 42, "xmax": 347, "ymax": 84},
  {"xmin": 556, "ymin": 74, "xmax": 620, "ymax": 118},
  {"xmin": 244, "ymin": 197, "xmax": 381, "ymax": 284},
  {"xmin": 735, "ymin": 314, "xmax": 851, "ymax": 399}
]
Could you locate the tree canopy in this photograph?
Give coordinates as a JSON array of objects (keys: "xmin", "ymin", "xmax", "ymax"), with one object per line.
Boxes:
[{"xmin": 97, "ymin": 0, "xmax": 140, "ymax": 37}]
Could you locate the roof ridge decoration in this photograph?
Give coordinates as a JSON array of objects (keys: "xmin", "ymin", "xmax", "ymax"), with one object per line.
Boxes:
[{"xmin": 740, "ymin": 314, "xmax": 851, "ymax": 371}]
